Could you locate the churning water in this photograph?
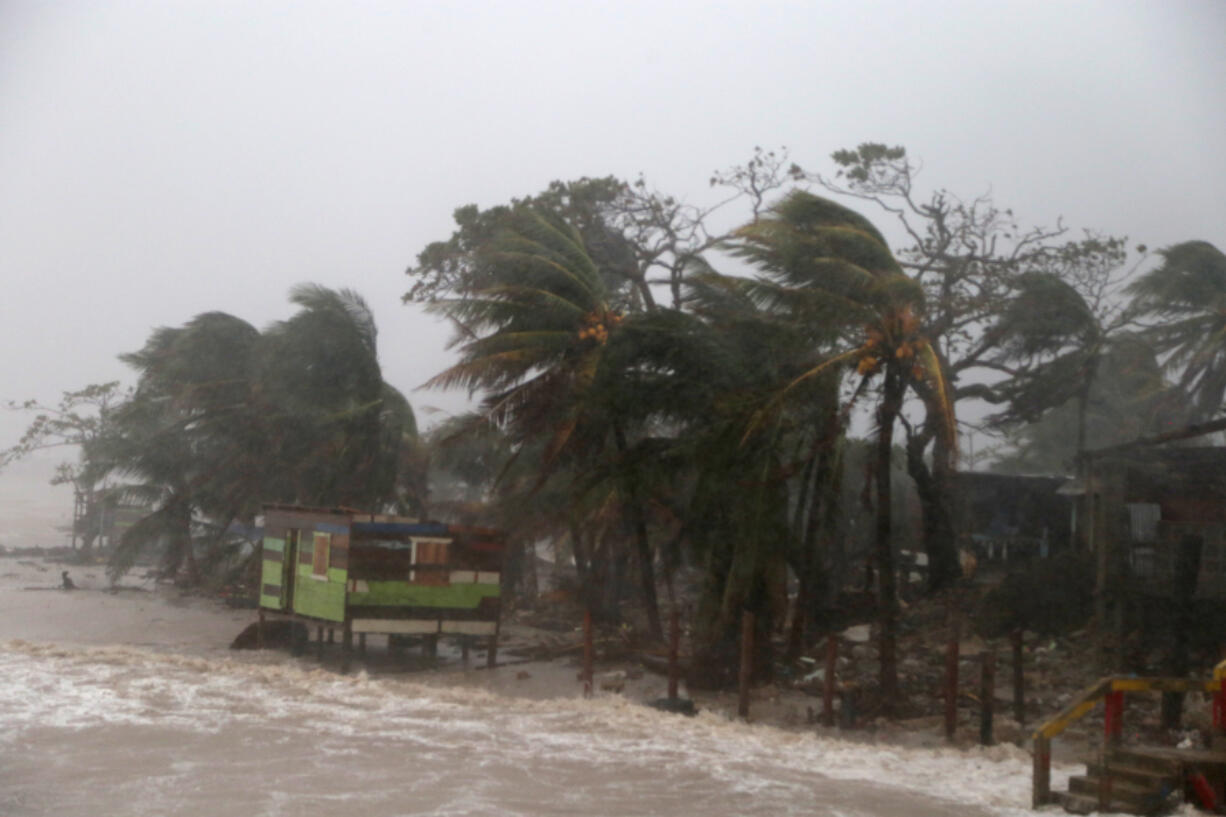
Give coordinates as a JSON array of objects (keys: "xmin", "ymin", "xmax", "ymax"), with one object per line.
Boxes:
[{"xmin": 0, "ymin": 639, "xmax": 1060, "ymax": 817}]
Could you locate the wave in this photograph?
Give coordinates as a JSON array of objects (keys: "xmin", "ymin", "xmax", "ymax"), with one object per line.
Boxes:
[{"xmin": 0, "ymin": 639, "xmax": 1064, "ymax": 816}]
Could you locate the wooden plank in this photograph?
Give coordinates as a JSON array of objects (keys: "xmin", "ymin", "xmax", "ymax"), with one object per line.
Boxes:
[
  {"xmin": 439, "ymin": 620, "xmax": 497, "ymax": 635},
  {"xmin": 1037, "ymin": 678, "xmax": 1112, "ymax": 739},
  {"xmin": 263, "ymin": 550, "xmax": 284, "ymax": 564},
  {"xmin": 350, "ymin": 618, "xmax": 440, "ymax": 635},
  {"xmin": 262, "ymin": 583, "xmax": 282, "ymax": 598}
]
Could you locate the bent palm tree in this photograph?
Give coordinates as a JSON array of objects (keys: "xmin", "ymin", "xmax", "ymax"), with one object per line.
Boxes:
[
  {"xmin": 735, "ymin": 190, "xmax": 954, "ymax": 709},
  {"xmin": 426, "ymin": 209, "xmax": 665, "ymax": 638},
  {"xmin": 1127, "ymin": 241, "xmax": 1226, "ymax": 422}
]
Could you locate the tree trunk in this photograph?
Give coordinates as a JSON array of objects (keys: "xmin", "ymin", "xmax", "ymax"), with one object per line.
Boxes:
[
  {"xmin": 613, "ymin": 425, "xmax": 663, "ymax": 641},
  {"xmin": 876, "ymin": 366, "xmax": 904, "ymax": 712},
  {"xmin": 786, "ymin": 443, "xmax": 837, "ymax": 660},
  {"xmin": 906, "ymin": 429, "xmax": 961, "ymax": 592}
]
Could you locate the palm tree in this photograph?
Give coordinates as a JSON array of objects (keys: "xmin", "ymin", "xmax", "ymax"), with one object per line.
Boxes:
[
  {"xmin": 257, "ymin": 284, "xmax": 414, "ymax": 509},
  {"xmin": 425, "ymin": 208, "xmax": 667, "ymax": 638},
  {"xmin": 1127, "ymin": 241, "xmax": 1226, "ymax": 422},
  {"xmin": 734, "ymin": 190, "xmax": 954, "ymax": 709},
  {"xmin": 92, "ymin": 286, "xmax": 419, "ymax": 584}
]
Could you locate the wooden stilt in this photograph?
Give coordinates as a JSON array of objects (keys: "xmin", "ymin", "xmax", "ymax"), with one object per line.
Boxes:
[
  {"xmin": 487, "ymin": 616, "xmax": 500, "ymax": 669},
  {"xmin": 341, "ymin": 621, "xmax": 352, "ymax": 675}
]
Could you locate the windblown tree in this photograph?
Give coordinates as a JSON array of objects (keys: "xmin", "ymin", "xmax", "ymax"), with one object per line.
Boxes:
[
  {"xmin": 1, "ymin": 382, "xmax": 124, "ymax": 556},
  {"xmin": 734, "ymin": 190, "xmax": 954, "ymax": 708},
  {"xmin": 419, "ymin": 209, "xmax": 671, "ymax": 637},
  {"xmin": 801, "ymin": 143, "xmax": 1128, "ymax": 590},
  {"xmin": 976, "ymin": 269, "xmax": 1165, "ymax": 467},
  {"xmin": 1127, "ymin": 241, "xmax": 1226, "ymax": 423},
  {"xmin": 85, "ymin": 286, "xmax": 419, "ymax": 585}
]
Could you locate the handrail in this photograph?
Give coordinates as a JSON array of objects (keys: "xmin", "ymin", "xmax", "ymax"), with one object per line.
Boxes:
[{"xmin": 1031, "ymin": 664, "xmax": 1226, "ymax": 808}]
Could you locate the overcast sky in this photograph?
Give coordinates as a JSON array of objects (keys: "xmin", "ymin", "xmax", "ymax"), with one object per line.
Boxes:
[{"xmin": 2, "ymin": 0, "xmax": 1224, "ymax": 544}]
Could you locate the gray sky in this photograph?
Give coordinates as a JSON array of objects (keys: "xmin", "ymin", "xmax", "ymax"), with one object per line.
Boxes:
[{"xmin": 2, "ymin": 0, "xmax": 1224, "ymax": 543}]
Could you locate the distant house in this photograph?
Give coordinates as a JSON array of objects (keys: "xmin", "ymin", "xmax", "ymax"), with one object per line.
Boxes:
[
  {"xmin": 258, "ymin": 504, "xmax": 505, "ymax": 666},
  {"xmin": 953, "ymin": 472, "xmax": 1072, "ymax": 563},
  {"xmin": 1075, "ymin": 440, "xmax": 1226, "ymax": 601},
  {"xmin": 1071, "ymin": 419, "xmax": 1226, "ymax": 665}
]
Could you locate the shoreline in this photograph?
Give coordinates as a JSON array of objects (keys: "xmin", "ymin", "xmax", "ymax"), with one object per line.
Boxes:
[{"xmin": 0, "ymin": 550, "xmax": 1043, "ymax": 751}]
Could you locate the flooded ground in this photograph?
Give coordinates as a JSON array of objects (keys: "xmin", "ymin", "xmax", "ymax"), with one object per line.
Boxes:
[{"xmin": 0, "ymin": 558, "xmax": 1059, "ymax": 817}]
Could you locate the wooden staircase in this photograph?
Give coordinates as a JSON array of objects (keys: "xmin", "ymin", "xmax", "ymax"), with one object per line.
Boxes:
[
  {"xmin": 1054, "ymin": 747, "xmax": 1180, "ymax": 815},
  {"xmin": 1031, "ymin": 671, "xmax": 1226, "ymax": 812}
]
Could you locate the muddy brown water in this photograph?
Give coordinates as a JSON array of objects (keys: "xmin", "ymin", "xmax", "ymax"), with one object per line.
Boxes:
[{"xmin": 0, "ymin": 561, "xmax": 1046, "ymax": 816}]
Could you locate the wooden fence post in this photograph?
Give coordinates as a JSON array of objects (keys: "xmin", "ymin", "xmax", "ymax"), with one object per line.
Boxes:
[
  {"xmin": 1011, "ymin": 628, "xmax": 1025, "ymax": 725},
  {"xmin": 980, "ymin": 650, "xmax": 995, "ymax": 746},
  {"xmin": 583, "ymin": 608, "xmax": 593, "ymax": 698},
  {"xmin": 823, "ymin": 633, "xmax": 837, "ymax": 727},
  {"xmin": 667, "ymin": 606, "xmax": 680, "ymax": 701},
  {"xmin": 944, "ymin": 619, "xmax": 960, "ymax": 741},
  {"xmin": 1032, "ymin": 734, "xmax": 1051, "ymax": 807},
  {"xmin": 1104, "ymin": 689, "xmax": 1124, "ymax": 747},
  {"xmin": 738, "ymin": 610, "xmax": 754, "ymax": 720}
]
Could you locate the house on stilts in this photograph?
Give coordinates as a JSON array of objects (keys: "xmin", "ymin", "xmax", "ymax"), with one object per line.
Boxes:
[{"xmin": 257, "ymin": 504, "xmax": 505, "ymax": 670}]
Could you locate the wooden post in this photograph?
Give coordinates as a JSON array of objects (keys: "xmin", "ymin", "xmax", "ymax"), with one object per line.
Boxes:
[
  {"xmin": 290, "ymin": 619, "xmax": 305, "ymax": 656},
  {"xmin": 1033, "ymin": 734, "xmax": 1051, "ymax": 807},
  {"xmin": 316, "ymin": 626, "xmax": 325, "ymax": 661},
  {"xmin": 823, "ymin": 633, "xmax": 837, "ymax": 727},
  {"xmin": 667, "ymin": 606, "xmax": 680, "ymax": 701},
  {"xmin": 256, "ymin": 609, "xmax": 265, "ymax": 650},
  {"xmin": 980, "ymin": 650, "xmax": 995, "ymax": 746},
  {"xmin": 327, "ymin": 629, "xmax": 335, "ymax": 644},
  {"xmin": 358, "ymin": 632, "xmax": 366, "ymax": 656},
  {"xmin": 944, "ymin": 619, "xmax": 960, "ymax": 741},
  {"xmin": 487, "ymin": 617, "xmax": 500, "ymax": 669},
  {"xmin": 1011, "ymin": 628, "xmax": 1025, "ymax": 725},
  {"xmin": 1104, "ymin": 689, "xmax": 1124, "ymax": 747},
  {"xmin": 738, "ymin": 610, "xmax": 754, "ymax": 720},
  {"xmin": 582, "ymin": 608, "xmax": 593, "ymax": 698},
  {"xmin": 461, "ymin": 637, "xmax": 471, "ymax": 668},
  {"xmin": 340, "ymin": 621, "xmax": 352, "ymax": 674}
]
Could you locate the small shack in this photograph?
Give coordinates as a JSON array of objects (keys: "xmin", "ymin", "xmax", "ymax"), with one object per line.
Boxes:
[
  {"xmin": 257, "ymin": 504, "xmax": 505, "ymax": 669},
  {"xmin": 1073, "ymin": 419, "xmax": 1226, "ymax": 672},
  {"xmin": 953, "ymin": 472, "xmax": 1072, "ymax": 564}
]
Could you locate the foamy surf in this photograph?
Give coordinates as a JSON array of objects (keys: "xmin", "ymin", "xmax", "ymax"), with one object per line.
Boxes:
[{"xmin": 0, "ymin": 640, "xmax": 1081, "ymax": 817}]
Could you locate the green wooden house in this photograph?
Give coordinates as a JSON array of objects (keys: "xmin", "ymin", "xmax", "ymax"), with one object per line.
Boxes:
[{"xmin": 257, "ymin": 504, "xmax": 504, "ymax": 668}]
